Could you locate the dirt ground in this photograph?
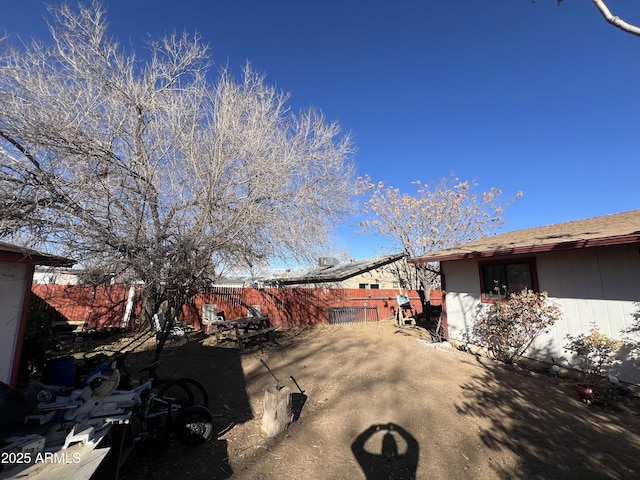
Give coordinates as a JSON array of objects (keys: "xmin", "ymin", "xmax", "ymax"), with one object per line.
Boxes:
[{"xmin": 81, "ymin": 321, "xmax": 640, "ymax": 480}]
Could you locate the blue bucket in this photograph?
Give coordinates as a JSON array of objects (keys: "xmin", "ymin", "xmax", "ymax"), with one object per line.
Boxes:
[{"xmin": 41, "ymin": 356, "xmax": 77, "ymax": 387}]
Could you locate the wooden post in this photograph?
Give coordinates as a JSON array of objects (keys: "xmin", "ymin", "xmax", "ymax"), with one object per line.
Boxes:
[{"xmin": 261, "ymin": 386, "xmax": 292, "ymax": 437}]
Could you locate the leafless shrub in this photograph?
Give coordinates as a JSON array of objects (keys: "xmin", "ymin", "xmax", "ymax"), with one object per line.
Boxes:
[{"xmin": 470, "ymin": 288, "xmax": 561, "ymax": 365}]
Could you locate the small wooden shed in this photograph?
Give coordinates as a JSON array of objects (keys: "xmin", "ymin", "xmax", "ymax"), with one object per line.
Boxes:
[{"xmin": 0, "ymin": 241, "xmax": 74, "ymax": 387}]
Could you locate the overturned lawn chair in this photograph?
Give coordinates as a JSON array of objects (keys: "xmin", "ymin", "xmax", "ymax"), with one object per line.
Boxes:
[{"xmin": 153, "ymin": 313, "xmax": 188, "ymax": 357}]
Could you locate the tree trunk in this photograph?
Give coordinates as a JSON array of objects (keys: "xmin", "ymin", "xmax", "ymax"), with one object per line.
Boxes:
[
  {"xmin": 261, "ymin": 386, "xmax": 292, "ymax": 437},
  {"xmin": 140, "ymin": 284, "xmax": 159, "ymax": 331}
]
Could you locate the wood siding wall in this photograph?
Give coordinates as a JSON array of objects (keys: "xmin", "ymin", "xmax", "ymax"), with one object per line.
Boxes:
[{"xmin": 441, "ymin": 243, "xmax": 640, "ymax": 384}]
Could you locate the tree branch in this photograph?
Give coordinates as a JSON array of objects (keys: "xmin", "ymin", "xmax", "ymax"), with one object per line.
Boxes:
[{"xmin": 592, "ymin": 0, "xmax": 640, "ymax": 37}]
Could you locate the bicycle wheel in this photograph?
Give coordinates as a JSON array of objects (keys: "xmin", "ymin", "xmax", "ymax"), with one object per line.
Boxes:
[
  {"xmin": 173, "ymin": 406, "xmax": 214, "ymax": 446},
  {"xmin": 156, "ymin": 378, "xmax": 209, "ymax": 408}
]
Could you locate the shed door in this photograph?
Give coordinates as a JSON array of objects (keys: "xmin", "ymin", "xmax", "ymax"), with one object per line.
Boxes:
[{"xmin": 0, "ymin": 262, "xmax": 30, "ymax": 385}]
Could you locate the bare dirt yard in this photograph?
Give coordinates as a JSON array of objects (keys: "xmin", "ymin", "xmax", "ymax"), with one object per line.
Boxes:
[{"xmin": 86, "ymin": 321, "xmax": 640, "ymax": 480}]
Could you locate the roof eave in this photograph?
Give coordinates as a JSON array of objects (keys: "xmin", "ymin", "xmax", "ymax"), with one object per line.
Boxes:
[
  {"xmin": 408, "ymin": 234, "xmax": 640, "ymax": 265},
  {"xmin": 0, "ymin": 251, "xmax": 75, "ymax": 267}
]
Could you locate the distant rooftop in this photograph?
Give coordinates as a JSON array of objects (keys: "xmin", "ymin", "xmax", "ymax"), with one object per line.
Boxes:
[{"xmin": 266, "ymin": 253, "xmax": 406, "ymax": 285}]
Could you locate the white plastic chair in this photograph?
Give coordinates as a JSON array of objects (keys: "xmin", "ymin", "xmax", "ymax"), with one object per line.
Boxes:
[{"xmin": 202, "ymin": 304, "xmax": 225, "ymax": 335}]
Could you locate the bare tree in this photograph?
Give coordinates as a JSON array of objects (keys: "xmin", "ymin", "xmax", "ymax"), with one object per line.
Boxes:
[
  {"xmin": 553, "ymin": 1, "xmax": 640, "ymax": 37},
  {"xmin": 0, "ymin": 2, "xmax": 355, "ymax": 327},
  {"xmin": 357, "ymin": 175, "xmax": 520, "ymax": 290}
]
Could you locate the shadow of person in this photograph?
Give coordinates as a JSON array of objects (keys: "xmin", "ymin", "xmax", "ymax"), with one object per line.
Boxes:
[{"xmin": 351, "ymin": 423, "xmax": 419, "ymax": 480}]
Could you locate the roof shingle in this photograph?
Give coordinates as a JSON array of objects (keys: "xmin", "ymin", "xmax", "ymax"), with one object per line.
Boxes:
[{"xmin": 410, "ymin": 210, "xmax": 640, "ymax": 263}]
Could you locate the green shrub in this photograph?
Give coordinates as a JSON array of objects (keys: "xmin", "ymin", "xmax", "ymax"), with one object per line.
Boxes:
[
  {"xmin": 564, "ymin": 325, "xmax": 624, "ymax": 385},
  {"xmin": 622, "ymin": 301, "xmax": 640, "ymax": 362}
]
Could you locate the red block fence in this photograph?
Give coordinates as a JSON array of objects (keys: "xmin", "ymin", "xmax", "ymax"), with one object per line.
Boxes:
[{"xmin": 31, "ymin": 284, "xmax": 436, "ymax": 330}]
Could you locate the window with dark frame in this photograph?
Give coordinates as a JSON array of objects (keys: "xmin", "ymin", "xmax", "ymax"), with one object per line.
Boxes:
[{"xmin": 479, "ymin": 259, "xmax": 537, "ymax": 301}]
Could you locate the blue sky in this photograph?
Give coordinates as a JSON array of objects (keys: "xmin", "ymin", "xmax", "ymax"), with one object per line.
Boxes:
[{"xmin": 3, "ymin": 1, "xmax": 639, "ymax": 260}]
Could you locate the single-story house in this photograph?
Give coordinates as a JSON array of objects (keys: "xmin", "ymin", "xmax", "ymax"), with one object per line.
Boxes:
[
  {"xmin": 0, "ymin": 241, "xmax": 74, "ymax": 387},
  {"xmin": 408, "ymin": 210, "xmax": 640, "ymax": 384},
  {"xmin": 265, "ymin": 254, "xmax": 407, "ymax": 289},
  {"xmin": 32, "ymin": 266, "xmax": 82, "ymax": 285}
]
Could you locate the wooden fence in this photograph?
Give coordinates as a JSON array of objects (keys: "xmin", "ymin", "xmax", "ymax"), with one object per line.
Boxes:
[
  {"xmin": 32, "ymin": 284, "xmax": 431, "ymax": 330},
  {"xmin": 183, "ymin": 287, "xmax": 424, "ymax": 328}
]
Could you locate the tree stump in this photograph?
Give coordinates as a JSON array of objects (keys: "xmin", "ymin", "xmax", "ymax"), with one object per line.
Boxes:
[{"xmin": 261, "ymin": 385, "xmax": 292, "ymax": 437}]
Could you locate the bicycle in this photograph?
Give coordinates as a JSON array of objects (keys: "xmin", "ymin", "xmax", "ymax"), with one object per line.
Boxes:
[
  {"xmin": 79, "ymin": 349, "xmax": 209, "ymax": 409},
  {"xmin": 67, "ymin": 349, "xmax": 214, "ymax": 449},
  {"xmin": 115, "ymin": 373, "xmax": 214, "ymax": 447}
]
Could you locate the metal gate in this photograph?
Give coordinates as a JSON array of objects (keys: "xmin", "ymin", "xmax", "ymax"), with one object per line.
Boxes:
[{"xmin": 328, "ymin": 306, "xmax": 379, "ymax": 324}]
